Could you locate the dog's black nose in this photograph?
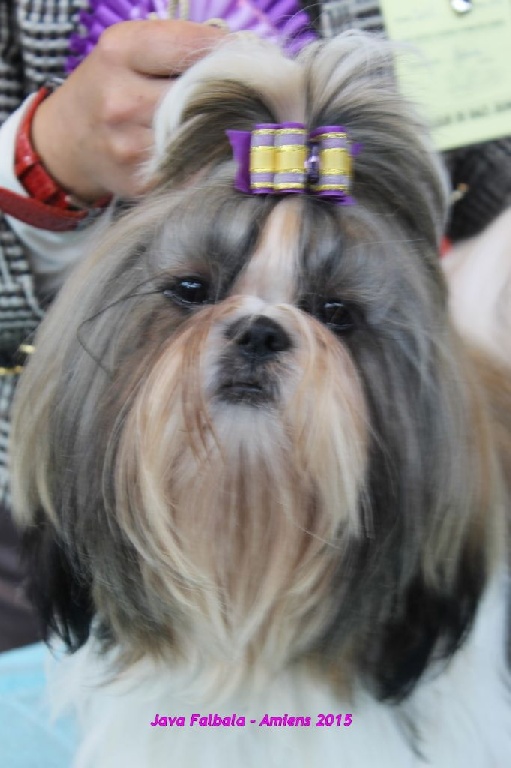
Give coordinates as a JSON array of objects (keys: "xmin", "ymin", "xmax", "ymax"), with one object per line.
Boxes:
[{"xmin": 228, "ymin": 316, "xmax": 292, "ymax": 360}]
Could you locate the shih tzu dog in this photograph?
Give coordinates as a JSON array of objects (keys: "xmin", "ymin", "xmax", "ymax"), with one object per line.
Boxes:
[{"xmin": 10, "ymin": 33, "xmax": 511, "ymax": 767}]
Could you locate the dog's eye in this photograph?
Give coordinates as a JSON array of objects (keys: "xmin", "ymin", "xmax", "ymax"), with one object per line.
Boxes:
[
  {"xmin": 164, "ymin": 278, "xmax": 211, "ymax": 307},
  {"xmin": 318, "ymin": 300, "xmax": 358, "ymax": 334}
]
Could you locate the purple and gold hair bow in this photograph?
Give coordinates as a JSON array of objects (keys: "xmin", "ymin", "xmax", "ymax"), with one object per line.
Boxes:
[{"xmin": 226, "ymin": 123, "xmax": 357, "ymax": 205}]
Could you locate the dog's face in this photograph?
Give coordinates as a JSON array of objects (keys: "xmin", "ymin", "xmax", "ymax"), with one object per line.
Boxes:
[{"xmin": 11, "ymin": 35, "xmax": 500, "ymax": 701}]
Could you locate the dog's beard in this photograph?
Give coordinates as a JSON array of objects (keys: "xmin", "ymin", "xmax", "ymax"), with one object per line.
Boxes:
[{"xmin": 111, "ymin": 271, "xmax": 368, "ymax": 678}]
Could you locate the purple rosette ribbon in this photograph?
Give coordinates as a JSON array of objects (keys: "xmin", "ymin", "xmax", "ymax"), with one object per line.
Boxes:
[
  {"xmin": 226, "ymin": 123, "xmax": 357, "ymax": 205},
  {"xmin": 66, "ymin": 0, "xmax": 317, "ymax": 73}
]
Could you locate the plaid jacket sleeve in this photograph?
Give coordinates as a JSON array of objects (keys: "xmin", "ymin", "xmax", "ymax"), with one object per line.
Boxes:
[
  {"xmin": 0, "ymin": 0, "xmax": 83, "ymax": 503},
  {"xmin": 0, "ymin": 0, "xmax": 85, "ymax": 355}
]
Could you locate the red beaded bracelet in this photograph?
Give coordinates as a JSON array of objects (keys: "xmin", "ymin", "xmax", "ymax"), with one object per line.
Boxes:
[{"xmin": 0, "ymin": 86, "xmax": 111, "ymax": 232}]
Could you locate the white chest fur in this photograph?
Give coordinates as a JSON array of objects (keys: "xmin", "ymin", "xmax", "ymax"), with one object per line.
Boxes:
[{"xmin": 48, "ymin": 574, "xmax": 511, "ymax": 768}]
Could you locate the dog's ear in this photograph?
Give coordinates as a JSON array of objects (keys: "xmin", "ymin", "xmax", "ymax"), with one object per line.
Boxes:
[
  {"xmin": 319, "ymin": 327, "xmax": 503, "ymax": 702},
  {"xmin": 375, "ymin": 347, "xmax": 511, "ymax": 701},
  {"xmin": 360, "ymin": 342, "xmax": 500, "ymax": 701},
  {"xmin": 22, "ymin": 510, "xmax": 94, "ymax": 650}
]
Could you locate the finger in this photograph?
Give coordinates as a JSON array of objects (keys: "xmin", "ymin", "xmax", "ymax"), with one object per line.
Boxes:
[
  {"xmin": 109, "ymin": 75, "xmax": 173, "ymax": 128},
  {"xmin": 109, "ymin": 20, "xmax": 227, "ymax": 77}
]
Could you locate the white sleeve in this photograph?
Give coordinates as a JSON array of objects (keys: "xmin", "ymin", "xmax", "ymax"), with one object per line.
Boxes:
[{"xmin": 0, "ymin": 94, "xmax": 109, "ymax": 296}]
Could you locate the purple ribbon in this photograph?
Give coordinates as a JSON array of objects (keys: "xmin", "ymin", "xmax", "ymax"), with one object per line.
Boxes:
[
  {"xmin": 226, "ymin": 123, "xmax": 358, "ymax": 205},
  {"xmin": 66, "ymin": 0, "xmax": 317, "ymax": 74}
]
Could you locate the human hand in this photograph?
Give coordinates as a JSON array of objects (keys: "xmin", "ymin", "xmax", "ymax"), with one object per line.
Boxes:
[{"xmin": 31, "ymin": 20, "xmax": 225, "ymax": 203}]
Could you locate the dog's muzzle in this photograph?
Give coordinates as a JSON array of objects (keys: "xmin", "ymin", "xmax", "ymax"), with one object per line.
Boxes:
[{"xmin": 216, "ymin": 315, "xmax": 292, "ymax": 405}]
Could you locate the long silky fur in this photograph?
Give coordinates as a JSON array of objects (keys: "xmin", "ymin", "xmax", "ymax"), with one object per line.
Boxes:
[{"xmin": 10, "ymin": 32, "xmax": 511, "ymax": 767}]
